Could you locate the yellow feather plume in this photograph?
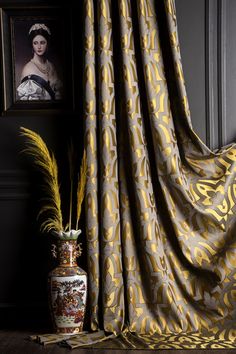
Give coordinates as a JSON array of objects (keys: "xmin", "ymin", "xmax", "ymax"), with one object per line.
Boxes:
[
  {"xmin": 20, "ymin": 127, "xmax": 63, "ymax": 233},
  {"xmin": 76, "ymin": 150, "xmax": 87, "ymax": 230}
]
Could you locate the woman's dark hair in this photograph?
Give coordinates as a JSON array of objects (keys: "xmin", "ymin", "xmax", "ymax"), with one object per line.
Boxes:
[{"xmin": 29, "ymin": 28, "xmax": 51, "ymax": 46}]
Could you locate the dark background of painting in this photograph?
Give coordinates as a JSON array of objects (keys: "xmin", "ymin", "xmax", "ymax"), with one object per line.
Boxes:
[{"xmin": 13, "ymin": 17, "xmax": 65, "ymax": 101}]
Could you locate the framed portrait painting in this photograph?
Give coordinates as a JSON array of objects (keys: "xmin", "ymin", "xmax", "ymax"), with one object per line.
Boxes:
[{"xmin": 0, "ymin": 6, "xmax": 74, "ymax": 114}]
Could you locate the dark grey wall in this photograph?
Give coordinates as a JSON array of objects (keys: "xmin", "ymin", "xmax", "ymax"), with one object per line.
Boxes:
[
  {"xmin": 175, "ymin": 0, "xmax": 207, "ymax": 144},
  {"xmin": 176, "ymin": 0, "xmax": 236, "ymax": 150},
  {"xmin": 226, "ymin": 0, "xmax": 236, "ymax": 145}
]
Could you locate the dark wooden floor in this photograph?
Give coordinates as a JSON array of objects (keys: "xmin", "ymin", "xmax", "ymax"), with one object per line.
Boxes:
[{"xmin": 0, "ymin": 330, "xmax": 236, "ymax": 354}]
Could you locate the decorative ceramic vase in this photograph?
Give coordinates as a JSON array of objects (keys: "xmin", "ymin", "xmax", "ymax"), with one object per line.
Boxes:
[{"xmin": 48, "ymin": 230, "xmax": 87, "ymax": 334}]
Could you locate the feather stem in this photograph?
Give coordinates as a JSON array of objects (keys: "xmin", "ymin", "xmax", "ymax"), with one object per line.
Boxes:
[{"xmin": 76, "ymin": 150, "xmax": 87, "ymax": 230}]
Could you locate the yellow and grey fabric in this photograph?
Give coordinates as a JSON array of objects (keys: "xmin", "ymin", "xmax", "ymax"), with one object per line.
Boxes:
[
  {"xmin": 31, "ymin": 331, "xmax": 236, "ymax": 349},
  {"xmin": 84, "ymin": 0, "xmax": 236, "ymax": 342},
  {"xmin": 31, "ymin": 0, "xmax": 236, "ymax": 349}
]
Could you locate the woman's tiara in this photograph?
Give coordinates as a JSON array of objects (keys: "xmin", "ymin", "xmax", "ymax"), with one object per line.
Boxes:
[{"xmin": 29, "ymin": 23, "xmax": 51, "ymax": 35}]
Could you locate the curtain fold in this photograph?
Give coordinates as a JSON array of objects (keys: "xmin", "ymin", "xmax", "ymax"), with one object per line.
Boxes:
[
  {"xmin": 84, "ymin": 0, "xmax": 100, "ymax": 331},
  {"xmin": 84, "ymin": 0, "xmax": 236, "ymax": 340}
]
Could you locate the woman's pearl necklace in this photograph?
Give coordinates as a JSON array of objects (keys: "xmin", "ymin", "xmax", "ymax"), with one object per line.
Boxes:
[{"xmin": 31, "ymin": 59, "xmax": 50, "ymax": 78}]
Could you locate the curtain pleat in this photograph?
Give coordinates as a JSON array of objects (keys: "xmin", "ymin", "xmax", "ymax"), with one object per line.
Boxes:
[
  {"xmin": 84, "ymin": 0, "xmax": 100, "ymax": 331},
  {"xmin": 84, "ymin": 0, "xmax": 236, "ymax": 339},
  {"xmin": 118, "ymin": 0, "xmax": 165, "ymax": 334},
  {"xmin": 97, "ymin": 0, "xmax": 125, "ymax": 333}
]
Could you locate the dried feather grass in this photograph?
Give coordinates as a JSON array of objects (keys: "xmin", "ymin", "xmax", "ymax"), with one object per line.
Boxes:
[
  {"xmin": 21, "ymin": 127, "xmax": 87, "ymax": 234},
  {"xmin": 20, "ymin": 127, "xmax": 63, "ymax": 233}
]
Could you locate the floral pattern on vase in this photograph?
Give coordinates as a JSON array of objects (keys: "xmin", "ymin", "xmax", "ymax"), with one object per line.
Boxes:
[{"xmin": 48, "ymin": 230, "xmax": 87, "ymax": 334}]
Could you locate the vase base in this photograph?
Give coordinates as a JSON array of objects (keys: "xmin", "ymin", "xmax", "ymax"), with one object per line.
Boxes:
[{"xmin": 55, "ymin": 326, "xmax": 83, "ymax": 335}]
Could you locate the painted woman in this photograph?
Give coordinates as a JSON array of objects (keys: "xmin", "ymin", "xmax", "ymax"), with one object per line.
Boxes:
[{"xmin": 17, "ymin": 23, "xmax": 62, "ymax": 100}]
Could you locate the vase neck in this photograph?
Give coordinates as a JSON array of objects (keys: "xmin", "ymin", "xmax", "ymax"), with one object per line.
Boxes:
[{"xmin": 57, "ymin": 239, "xmax": 78, "ymax": 267}]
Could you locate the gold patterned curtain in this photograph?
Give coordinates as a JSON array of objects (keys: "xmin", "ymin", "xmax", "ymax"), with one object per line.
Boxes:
[{"xmin": 84, "ymin": 0, "xmax": 236, "ymax": 345}]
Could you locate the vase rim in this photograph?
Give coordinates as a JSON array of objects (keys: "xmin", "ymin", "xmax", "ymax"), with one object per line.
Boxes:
[{"xmin": 52, "ymin": 229, "xmax": 82, "ymax": 240}]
